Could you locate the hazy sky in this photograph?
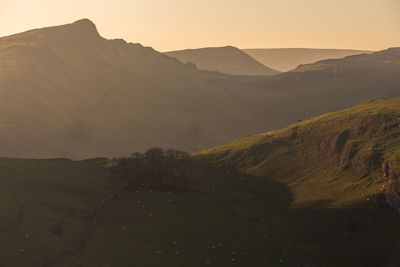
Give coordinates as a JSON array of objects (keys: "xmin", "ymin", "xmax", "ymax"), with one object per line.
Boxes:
[{"xmin": 0, "ymin": 0, "xmax": 399, "ymax": 51}]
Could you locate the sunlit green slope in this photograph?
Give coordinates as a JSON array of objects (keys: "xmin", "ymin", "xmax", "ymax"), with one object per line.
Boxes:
[{"xmin": 196, "ymin": 97, "xmax": 400, "ymax": 266}]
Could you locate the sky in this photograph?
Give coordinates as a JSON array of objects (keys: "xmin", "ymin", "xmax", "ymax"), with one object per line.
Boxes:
[{"xmin": 0, "ymin": 0, "xmax": 399, "ymax": 52}]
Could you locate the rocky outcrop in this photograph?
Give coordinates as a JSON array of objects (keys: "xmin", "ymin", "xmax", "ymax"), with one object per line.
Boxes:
[
  {"xmin": 350, "ymin": 152, "xmax": 374, "ymax": 178},
  {"xmin": 320, "ymin": 118, "xmax": 391, "ymax": 178},
  {"xmin": 381, "ymin": 160, "xmax": 400, "ymax": 212},
  {"xmin": 382, "ymin": 160, "xmax": 400, "ymax": 179},
  {"xmin": 339, "ymin": 141, "xmax": 357, "ymax": 170},
  {"xmin": 338, "ymin": 141, "xmax": 376, "ymax": 178},
  {"xmin": 320, "ymin": 129, "xmax": 350, "ymax": 158}
]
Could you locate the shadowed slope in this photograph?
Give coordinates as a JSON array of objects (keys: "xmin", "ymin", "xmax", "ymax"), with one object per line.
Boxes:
[{"xmin": 0, "ymin": 158, "xmax": 115, "ymax": 266}]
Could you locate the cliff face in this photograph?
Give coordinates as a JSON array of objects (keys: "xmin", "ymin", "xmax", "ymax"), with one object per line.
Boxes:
[
  {"xmin": 321, "ymin": 131, "xmax": 381, "ymax": 178},
  {"xmin": 318, "ymin": 114, "xmax": 400, "ymax": 211},
  {"xmin": 318, "ymin": 111, "xmax": 398, "ymax": 180}
]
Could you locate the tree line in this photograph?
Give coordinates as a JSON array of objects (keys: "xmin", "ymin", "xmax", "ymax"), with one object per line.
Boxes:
[{"xmin": 108, "ymin": 148, "xmax": 198, "ymax": 191}]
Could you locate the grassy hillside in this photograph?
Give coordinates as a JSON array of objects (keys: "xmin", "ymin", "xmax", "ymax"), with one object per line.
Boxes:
[
  {"xmin": 165, "ymin": 46, "xmax": 279, "ymax": 75},
  {"xmin": 243, "ymin": 48, "xmax": 372, "ymax": 71},
  {"xmin": 195, "ymin": 98, "xmax": 400, "ymax": 266}
]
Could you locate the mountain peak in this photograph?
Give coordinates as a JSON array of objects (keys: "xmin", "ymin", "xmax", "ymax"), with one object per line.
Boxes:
[
  {"xmin": 73, "ymin": 18, "xmax": 96, "ymax": 28},
  {"xmin": 22, "ymin": 18, "xmax": 102, "ymax": 42},
  {"xmin": 68, "ymin": 18, "xmax": 99, "ymax": 37},
  {"xmin": 165, "ymin": 46, "xmax": 279, "ymax": 75}
]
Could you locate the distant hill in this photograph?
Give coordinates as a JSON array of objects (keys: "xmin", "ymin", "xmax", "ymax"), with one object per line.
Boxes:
[
  {"xmin": 0, "ymin": 19, "xmax": 398, "ymax": 159},
  {"xmin": 292, "ymin": 47, "xmax": 400, "ymax": 73},
  {"xmin": 196, "ymin": 97, "xmax": 400, "ymax": 266},
  {"xmin": 165, "ymin": 46, "xmax": 279, "ymax": 75},
  {"xmin": 0, "ymin": 20, "xmax": 271, "ymax": 158},
  {"xmin": 243, "ymin": 48, "xmax": 372, "ymax": 71},
  {"xmin": 199, "ymin": 46, "xmax": 400, "ymax": 139}
]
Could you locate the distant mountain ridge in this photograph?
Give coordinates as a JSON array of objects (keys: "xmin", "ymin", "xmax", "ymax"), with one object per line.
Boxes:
[
  {"xmin": 0, "ymin": 19, "xmax": 398, "ymax": 159},
  {"xmin": 165, "ymin": 46, "xmax": 279, "ymax": 76},
  {"xmin": 243, "ymin": 48, "xmax": 372, "ymax": 71},
  {"xmin": 0, "ymin": 19, "xmax": 266, "ymax": 158}
]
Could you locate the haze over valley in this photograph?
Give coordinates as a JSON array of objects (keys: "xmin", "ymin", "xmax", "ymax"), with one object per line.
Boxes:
[
  {"xmin": 0, "ymin": 19, "xmax": 399, "ymax": 159},
  {"xmin": 1, "ymin": 1, "xmax": 400, "ymax": 266}
]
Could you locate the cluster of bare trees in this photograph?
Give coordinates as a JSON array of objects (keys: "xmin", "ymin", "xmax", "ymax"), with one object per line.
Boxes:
[{"xmin": 108, "ymin": 148, "xmax": 196, "ymax": 190}]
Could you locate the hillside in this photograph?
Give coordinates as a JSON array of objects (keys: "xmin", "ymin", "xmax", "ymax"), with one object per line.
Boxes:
[
  {"xmin": 206, "ymin": 46, "xmax": 400, "ymax": 136},
  {"xmin": 2, "ymin": 99, "xmax": 400, "ymax": 266},
  {"xmin": 292, "ymin": 47, "xmax": 400, "ymax": 73},
  {"xmin": 195, "ymin": 98, "xmax": 400, "ymax": 266},
  {"xmin": 0, "ymin": 158, "xmax": 289, "ymax": 267},
  {"xmin": 164, "ymin": 46, "xmax": 279, "ymax": 75},
  {"xmin": 0, "ymin": 19, "xmax": 399, "ymax": 159},
  {"xmin": 243, "ymin": 48, "xmax": 372, "ymax": 71},
  {"xmin": 0, "ymin": 19, "xmax": 269, "ymax": 158},
  {"xmin": 0, "ymin": 158, "xmax": 115, "ymax": 266}
]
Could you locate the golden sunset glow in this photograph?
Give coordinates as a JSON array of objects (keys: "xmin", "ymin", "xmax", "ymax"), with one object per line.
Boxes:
[{"xmin": 1, "ymin": 0, "xmax": 399, "ymax": 51}]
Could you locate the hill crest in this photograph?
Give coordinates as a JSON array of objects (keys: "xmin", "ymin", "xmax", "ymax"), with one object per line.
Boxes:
[{"xmin": 165, "ymin": 46, "xmax": 279, "ymax": 76}]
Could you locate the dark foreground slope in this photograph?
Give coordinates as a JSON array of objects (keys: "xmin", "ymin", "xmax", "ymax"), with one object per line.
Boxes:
[
  {"xmin": 0, "ymin": 19, "xmax": 399, "ymax": 159},
  {"xmin": 0, "ymin": 158, "xmax": 115, "ymax": 266},
  {"xmin": 165, "ymin": 46, "xmax": 279, "ymax": 75},
  {"xmin": 243, "ymin": 48, "xmax": 372, "ymax": 71},
  {"xmin": 195, "ymin": 98, "xmax": 400, "ymax": 266},
  {"xmin": 0, "ymin": 158, "xmax": 289, "ymax": 267}
]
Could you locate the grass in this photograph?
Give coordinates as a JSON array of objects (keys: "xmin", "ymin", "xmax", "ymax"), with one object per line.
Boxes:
[
  {"xmin": 54, "ymin": 190, "xmax": 290, "ymax": 267},
  {"xmin": 196, "ymin": 97, "xmax": 400, "ymax": 207},
  {"xmin": 192, "ymin": 162, "xmax": 400, "ymax": 266},
  {"xmin": 195, "ymin": 97, "xmax": 400, "ymax": 266},
  {"xmin": 2, "ymin": 98, "xmax": 400, "ymax": 266},
  {"xmin": 0, "ymin": 157, "xmax": 117, "ymax": 267},
  {"xmin": 0, "ymin": 157, "xmax": 290, "ymax": 267}
]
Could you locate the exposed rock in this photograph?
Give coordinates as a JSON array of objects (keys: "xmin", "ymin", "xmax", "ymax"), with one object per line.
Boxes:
[
  {"xmin": 320, "ymin": 129, "xmax": 350, "ymax": 158},
  {"xmin": 349, "ymin": 152, "xmax": 373, "ymax": 178},
  {"xmin": 381, "ymin": 160, "xmax": 400, "ymax": 212},
  {"xmin": 382, "ymin": 160, "xmax": 400, "ymax": 179},
  {"xmin": 338, "ymin": 141, "xmax": 374, "ymax": 178},
  {"xmin": 339, "ymin": 141, "xmax": 356, "ymax": 171}
]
